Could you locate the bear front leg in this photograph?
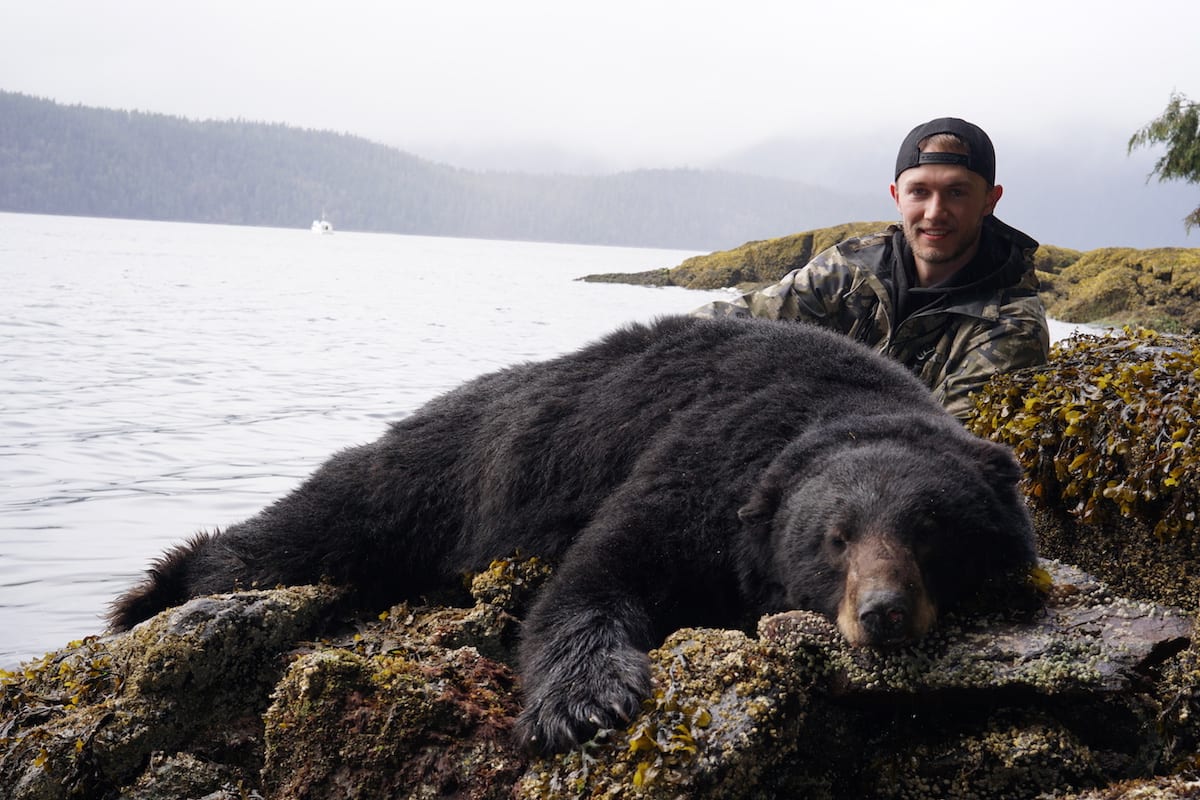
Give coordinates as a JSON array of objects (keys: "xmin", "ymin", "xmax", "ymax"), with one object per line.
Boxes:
[{"xmin": 515, "ymin": 580, "xmax": 653, "ymax": 754}]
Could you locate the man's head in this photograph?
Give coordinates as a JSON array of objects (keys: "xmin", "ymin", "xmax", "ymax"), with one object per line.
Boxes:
[{"xmin": 890, "ymin": 117, "xmax": 1004, "ymax": 286}]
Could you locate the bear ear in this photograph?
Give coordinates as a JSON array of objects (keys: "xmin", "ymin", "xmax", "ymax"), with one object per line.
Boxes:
[
  {"xmin": 969, "ymin": 436, "xmax": 1023, "ymax": 486},
  {"xmin": 739, "ymin": 441, "xmax": 816, "ymax": 526},
  {"xmin": 738, "ymin": 484, "xmax": 780, "ymax": 525}
]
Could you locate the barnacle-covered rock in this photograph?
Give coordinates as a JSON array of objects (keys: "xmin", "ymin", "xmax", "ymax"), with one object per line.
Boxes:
[
  {"xmin": 262, "ymin": 646, "xmax": 526, "ymax": 799},
  {"xmin": 765, "ymin": 561, "xmax": 1190, "ymax": 697},
  {"xmin": 2, "ymin": 556, "xmax": 1197, "ymax": 798},
  {"xmin": 119, "ymin": 752, "xmax": 245, "ymax": 800},
  {"xmin": 0, "ymin": 560, "xmax": 544, "ymax": 799},
  {"xmin": 1062, "ymin": 775, "xmax": 1200, "ymax": 799},
  {"xmin": 0, "ymin": 584, "xmax": 342, "ymax": 799},
  {"xmin": 515, "ymin": 626, "xmax": 820, "ymax": 799},
  {"xmin": 516, "ymin": 561, "xmax": 1192, "ymax": 799},
  {"xmin": 256, "ymin": 558, "xmax": 552, "ymax": 799},
  {"xmin": 751, "ymin": 561, "xmax": 1192, "ymax": 799}
]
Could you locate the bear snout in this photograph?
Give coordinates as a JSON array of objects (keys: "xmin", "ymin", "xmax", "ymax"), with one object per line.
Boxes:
[
  {"xmin": 835, "ymin": 533, "xmax": 936, "ymax": 648},
  {"xmin": 856, "ymin": 588, "xmax": 916, "ymax": 646}
]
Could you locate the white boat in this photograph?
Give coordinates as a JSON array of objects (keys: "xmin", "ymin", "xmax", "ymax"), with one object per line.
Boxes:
[{"xmin": 311, "ymin": 216, "xmax": 333, "ymax": 234}]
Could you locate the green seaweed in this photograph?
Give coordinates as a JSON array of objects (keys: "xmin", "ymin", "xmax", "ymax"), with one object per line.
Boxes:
[
  {"xmin": 971, "ymin": 328, "xmax": 1200, "ymax": 541},
  {"xmin": 970, "ymin": 328, "xmax": 1200, "ymax": 609}
]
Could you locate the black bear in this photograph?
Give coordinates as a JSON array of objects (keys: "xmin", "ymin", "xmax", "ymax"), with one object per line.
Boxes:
[{"xmin": 109, "ymin": 315, "xmax": 1036, "ymax": 753}]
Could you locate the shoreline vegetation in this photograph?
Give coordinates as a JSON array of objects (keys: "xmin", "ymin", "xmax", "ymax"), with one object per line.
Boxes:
[{"xmin": 584, "ymin": 221, "xmax": 1200, "ymax": 333}]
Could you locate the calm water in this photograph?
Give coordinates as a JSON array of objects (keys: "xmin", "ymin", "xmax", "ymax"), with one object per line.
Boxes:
[
  {"xmin": 0, "ymin": 212, "xmax": 731, "ymax": 668},
  {"xmin": 0, "ymin": 213, "xmax": 1093, "ymax": 669}
]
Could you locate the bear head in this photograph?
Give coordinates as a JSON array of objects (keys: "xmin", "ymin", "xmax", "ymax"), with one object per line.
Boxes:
[{"xmin": 736, "ymin": 414, "xmax": 1036, "ymax": 648}]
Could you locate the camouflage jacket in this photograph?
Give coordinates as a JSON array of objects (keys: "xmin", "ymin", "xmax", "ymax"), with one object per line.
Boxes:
[{"xmin": 692, "ymin": 216, "xmax": 1050, "ymax": 419}]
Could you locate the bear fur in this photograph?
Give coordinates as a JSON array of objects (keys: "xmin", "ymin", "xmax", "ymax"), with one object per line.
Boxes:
[{"xmin": 109, "ymin": 315, "xmax": 1036, "ymax": 753}]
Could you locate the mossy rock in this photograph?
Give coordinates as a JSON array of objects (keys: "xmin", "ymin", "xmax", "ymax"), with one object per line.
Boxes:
[
  {"xmin": 1033, "ymin": 244, "xmax": 1086, "ymax": 274},
  {"xmin": 263, "ymin": 647, "xmax": 526, "ymax": 799},
  {"xmin": 2, "ymin": 554, "xmax": 1197, "ymax": 798},
  {"xmin": 583, "ymin": 220, "xmax": 1200, "ymax": 332},
  {"xmin": 518, "ymin": 562, "xmax": 1193, "ymax": 799},
  {"xmin": 1041, "ymin": 247, "xmax": 1200, "ymax": 332},
  {"xmin": 579, "ymin": 221, "xmax": 893, "ymax": 290},
  {"xmin": 578, "ymin": 220, "xmax": 1089, "ymax": 294}
]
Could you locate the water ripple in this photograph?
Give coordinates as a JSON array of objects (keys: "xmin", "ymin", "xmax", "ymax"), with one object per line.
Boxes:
[{"xmin": 0, "ymin": 212, "xmax": 723, "ymax": 668}]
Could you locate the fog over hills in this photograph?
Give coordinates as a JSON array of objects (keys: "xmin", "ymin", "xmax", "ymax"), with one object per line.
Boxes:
[
  {"xmin": 3, "ymin": 90, "xmax": 1195, "ymax": 252},
  {"xmin": 0, "ymin": 92, "xmax": 876, "ymax": 252},
  {"xmin": 723, "ymin": 132, "xmax": 1199, "ymax": 252},
  {"xmin": 420, "ymin": 130, "xmax": 1198, "ymax": 252}
]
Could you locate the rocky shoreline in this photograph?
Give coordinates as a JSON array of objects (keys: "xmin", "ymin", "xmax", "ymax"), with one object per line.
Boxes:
[
  {"xmin": 582, "ymin": 222, "xmax": 1200, "ymax": 333},
  {"xmin": 3, "ymin": 552, "xmax": 1197, "ymax": 799},
  {"xmin": 6, "ymin": 278, "xmax": 1200, "ymax": 797}
]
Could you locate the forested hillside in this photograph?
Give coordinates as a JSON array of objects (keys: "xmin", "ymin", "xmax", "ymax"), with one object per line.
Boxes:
[{"xmin": 0, "ymin": 92, "xmax": 869, "ymax": 250}]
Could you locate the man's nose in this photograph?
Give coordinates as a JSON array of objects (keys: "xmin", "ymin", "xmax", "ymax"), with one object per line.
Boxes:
[{"xmin": 924, "ymin": 193, "xmax": 948, "ymax": 219}]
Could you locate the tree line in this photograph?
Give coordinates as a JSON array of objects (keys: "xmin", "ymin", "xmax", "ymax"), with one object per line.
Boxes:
[{"xmin": 0, "ymin": 91, "xmax": 869, "ymax": 251}]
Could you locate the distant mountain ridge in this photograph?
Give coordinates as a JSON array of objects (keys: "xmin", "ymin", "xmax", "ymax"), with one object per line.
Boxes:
[{"xmin": 0, "ymin": 91, "xmax": 875, "ymax": 251}]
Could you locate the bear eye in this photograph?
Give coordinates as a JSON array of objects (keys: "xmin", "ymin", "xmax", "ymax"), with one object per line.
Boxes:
[{"xmin": 828, "ymin": 531, "xmax": 848, "ymax": 551}]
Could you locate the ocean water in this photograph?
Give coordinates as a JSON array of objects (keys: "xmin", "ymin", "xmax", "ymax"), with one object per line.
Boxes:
[
  {"xmin": 0, "ymin": 212, "xmax": 731, "ymax": 668},
  {"xmin": 0, "ymin": 212, "xmax": 1096, "ymax": 669}
]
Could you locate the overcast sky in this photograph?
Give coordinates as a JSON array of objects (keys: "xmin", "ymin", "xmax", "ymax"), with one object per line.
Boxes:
[
  {"xmin": 4, "ymin": 1, "xmax": 1199, "ymax": 246},
  {"xmin": 6, "ymin": 1, "xmax": 1196, "ymax": 162}
]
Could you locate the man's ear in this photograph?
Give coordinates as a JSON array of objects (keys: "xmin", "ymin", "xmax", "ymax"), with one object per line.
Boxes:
[{"xmin": 985, "ymin": 183, "xmax": 1003, "ymax": 215}]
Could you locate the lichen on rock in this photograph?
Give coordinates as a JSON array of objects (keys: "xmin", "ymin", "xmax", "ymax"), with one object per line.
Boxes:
[
  {"xmin": 515, "ymin": 625, "xmax": 818, "ymax": 799},
  {"xmin": 2, "ymin": 543, "xmax": 1199, "ymax": 798},
  {"xmin": 0, "ymin": 584, "xmax": 342, "ymax": 799},
  {"xmin": 1038, "ymin": 247, "xmax": 1200, "ymax": 332},
  {"xmin": 578, "ymin": 221, "xmax": 892, "ymax": 290},
  {"xmin": 262, "ymin": 646, "xmax": 525, "ymax": 799},
  {"xmin": 577, "ymin": 223, "xmax": 1200, "ymax": 334}
]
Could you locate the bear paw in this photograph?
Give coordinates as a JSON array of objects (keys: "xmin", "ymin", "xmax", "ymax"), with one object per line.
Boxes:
[{"xmin": 515, "ymin": 645, "xmax": 651, "ymax": 754}]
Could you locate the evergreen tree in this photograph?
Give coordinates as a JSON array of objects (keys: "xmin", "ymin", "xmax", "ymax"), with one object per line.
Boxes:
[{"xmin": 1129, "ymin": 92, "xmax": 1200, "ymax": 230}]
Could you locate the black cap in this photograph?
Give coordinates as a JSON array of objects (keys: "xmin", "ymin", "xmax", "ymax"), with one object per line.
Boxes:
[{"xmin": 894, "ymin": 117, "xmax": 996, "ymax": 185}]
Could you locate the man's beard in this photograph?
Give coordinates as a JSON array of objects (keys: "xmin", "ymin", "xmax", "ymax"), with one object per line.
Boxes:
[{"xmin": 906, "ymin": 221, "xmax": 981, "ymax": 267}]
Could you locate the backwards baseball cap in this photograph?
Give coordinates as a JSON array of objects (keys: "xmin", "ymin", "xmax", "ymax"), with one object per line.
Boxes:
[{"xmin": 894, "ymin": 117, "xmax": 996, "ymax": 185}]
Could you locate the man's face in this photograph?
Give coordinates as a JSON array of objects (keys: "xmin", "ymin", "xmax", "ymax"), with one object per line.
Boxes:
[{"xmin": 889, "ymin": 161, "xmax": 1002, "ymax": 285}]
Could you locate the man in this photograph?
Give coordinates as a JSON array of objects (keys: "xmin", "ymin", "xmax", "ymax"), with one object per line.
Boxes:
[{"xmin": 694, "ymin": 117, "xmax": 1049, "ymax": 420}]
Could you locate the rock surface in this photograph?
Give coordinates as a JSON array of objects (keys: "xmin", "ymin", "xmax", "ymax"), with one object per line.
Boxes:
[
  {"xmin": 579, "ymin": 221, "xmax": 1200, "ymax": 332},
  {"xmin": 580, "ymin": 221, "xmax": 889, "ymax": 290},
  {"xmin": 2, "ymin": 558, "xmax": 1196, "ymax": 799}
]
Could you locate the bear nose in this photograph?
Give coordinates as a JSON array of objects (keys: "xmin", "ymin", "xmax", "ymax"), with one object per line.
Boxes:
[{"xmin": 857, "ymin": 589, "xmax": 912, "ymax": 646}]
